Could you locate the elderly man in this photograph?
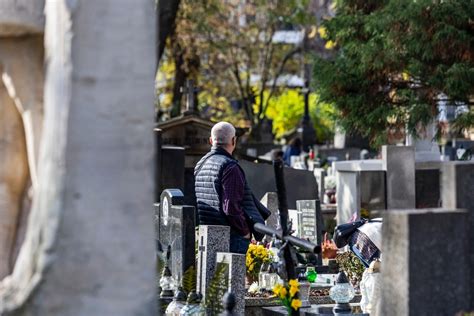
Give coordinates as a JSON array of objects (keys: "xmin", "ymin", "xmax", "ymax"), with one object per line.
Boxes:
[{"xmin": 194, "ymin": 122, "xmax": 267, "ymax": 254}]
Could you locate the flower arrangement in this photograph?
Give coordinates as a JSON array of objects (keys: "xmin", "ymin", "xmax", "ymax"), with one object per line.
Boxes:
[
  {"xmin": 246, "ymin": 243, "xmax": 271, "ymax": 283},
  {"xmin": 273, "ymin": 279, "xmax": 302, "ymax": 314}
]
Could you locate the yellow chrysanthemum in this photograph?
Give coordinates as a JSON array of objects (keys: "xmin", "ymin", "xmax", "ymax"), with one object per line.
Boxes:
[
  {"xmin": 273, "ymin": 284, "xmax": 283, "ymax": 296},
  {"xmin": 289, "ymin": 286, "xmax": 298, "ymax": 298},
  {"xmin": 288, "ymin": 279, "xmax": 299, "ymax": 287},
  {"xmin": 291, "ymin": 299, "xmax": 302, "ymax": 310}
]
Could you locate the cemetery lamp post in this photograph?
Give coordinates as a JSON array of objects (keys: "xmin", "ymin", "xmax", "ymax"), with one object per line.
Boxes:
[
  {"xmin": 300, "ymin": 83, "xmax": 316, "ymax": 152},
  {"xmin": 329, "ymin": 271, "xmax": 355, "ymax": 314}
]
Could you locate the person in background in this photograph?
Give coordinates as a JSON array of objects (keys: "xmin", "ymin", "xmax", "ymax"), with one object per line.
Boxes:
[
  {"xmin": 283, "ymin": 137, "xmax": 302, "ymax": 166},
  {"xmin": 194, "ymin": 122, "xmax": 268, "ymax": 254}
]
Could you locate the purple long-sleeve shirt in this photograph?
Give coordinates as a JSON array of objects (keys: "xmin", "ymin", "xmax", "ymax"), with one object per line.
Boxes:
[{"xmin": 221, "ymin": 164, "xmax": 250, "ymax": 236}]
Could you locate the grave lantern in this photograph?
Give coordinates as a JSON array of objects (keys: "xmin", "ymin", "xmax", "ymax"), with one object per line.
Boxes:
[
  {"xmin": 160, "ymin": 265, "xmax": 176, "ymax": 297},
  {"xmin": 160, "ymin": 245, "xmax": 176, "ymax": 308},
  {"xmin": 165, "ymin": 286, "xmax": 187, "ymax": 315},
  {"xmin": 180, "ymin": 291, "xmax": 206, "ymax": 315},
  {"xmin": 329, "ymin": 271, "xmax": 355, "ymax": 314}
]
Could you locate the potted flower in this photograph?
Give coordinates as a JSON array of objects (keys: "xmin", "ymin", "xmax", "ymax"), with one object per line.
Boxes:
[
  {"xmin": 246, "ymin": 243, "xmax": 271, "ymax": 284},
  {"xmin": 273, "ymin": 279, "xmax": 303, "ymax": 315}
]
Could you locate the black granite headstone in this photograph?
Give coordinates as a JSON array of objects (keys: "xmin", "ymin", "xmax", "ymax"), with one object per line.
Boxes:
[
  {"xmin": 296, "ymin": 199, "xmax": 323, "ymax": 265},
  {"xmin": 415, "ymin": 169, "xmax": 440, "ymax": 208},
  {"xmin": 156, "ymin": 189, "xmax": 195, "ymax": 282}
]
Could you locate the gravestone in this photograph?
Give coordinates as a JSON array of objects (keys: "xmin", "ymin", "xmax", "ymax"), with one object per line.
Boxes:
[
  {"xmin": 441, "ymin": 161, "xmax": 474, "ymax": 309},
  {"xmin": 157, "ymin": 114, "xmax": 214, "ymax": 168},
  {"xmin": 158, "ymin": 145, "xmax": 185, "ymax": 198},
  {"xmin": 379, "ymin": 209, "xmax": 471, "ymax": 316},
  {"xmin": 313, "ymin": 168, "xmax": 326, "ymax": 203},
  {"xmin": 240, "ymin": 160, "xmax": 318, "ymax": 209},
  {"xmin": 156, "ymin": 189, "xmax": 195, "ymax": 282},
  {"xmin": 157, "ymin": 114, "xmax": 214, "ymax": 207},
  {"xmin": 415, "ymin": 168, "xmax": 440, "ymax": 208},
  {"xmin": 296, "ymin": 200, "xmax": 323, "ymax": 245},
  {"xmin": 261, "ymin": 192, "xmax": 279, "ymax": 233},
  {"xmin": 359, "ymin": 171, "xmax": 386, "ymax": 211},
  {"xmin": 216, "ymin": 252, "xmax": 246, "ymax": 316},
  {"xmin": 382, "ymin": 145, "xmax": 415, "ymax": 209},
  {"xmin": 297, "ymin": 200, "xmax": 323, "ymax": 266},
  {"xmin": 196, "ymin": 225, "xmax": 230, "ymax": 301}
]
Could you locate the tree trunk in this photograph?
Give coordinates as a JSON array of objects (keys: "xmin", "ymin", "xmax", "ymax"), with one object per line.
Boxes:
[{"xmin": 156, "ymin": 0, "xmax": 181, "ymax": 67}]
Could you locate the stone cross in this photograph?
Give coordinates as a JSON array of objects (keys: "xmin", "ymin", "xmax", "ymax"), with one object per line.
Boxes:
[
  {"xmin": 156, "ymin": 189, "xmax": 195, "ymax": 282},
  {"xmin": 196, "ymin": 225, "xmax": 230, "ymax": 301},
  {"xmin": 180, "ymin": 79, "xmax": 199, "ymax": 115}
]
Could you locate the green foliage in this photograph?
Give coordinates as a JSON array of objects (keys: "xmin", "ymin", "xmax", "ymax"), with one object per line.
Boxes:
[
  {"xmin": 451, "ymin": 110, "xmax": 474, "ymax": 136},
  {"xmin": 182, "ymin": 266, "xmax": 197, "ymax": 295},
  {"xmin": 157, "ymin": 0, "xmax": 316, "ymax": 134},
  {"xmin": 335, "ymin": 252, "xmax": 365, "ymax": 286},
  {"xmin": 313, "ymin": 0, "xmax": 474, "ymax": 146},
  {"xmin": 259, "ymin": 89, "xmax": 336, "ymax": 142},
  {"xmin": 204, "ymin": 262, "xmax": 229, "ymax": 315}
]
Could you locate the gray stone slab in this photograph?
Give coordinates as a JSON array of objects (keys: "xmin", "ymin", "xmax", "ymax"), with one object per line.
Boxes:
[
  {"xmin": 156, "ymin": 189, "xmax": 195, "ymax": 282},
  {"xmin": 196, "ymin": 225, "xmax": 230, "ymax": 301},
  {"xmin": 313, "ymin": 168, "xmax": 326, "ymax": 202},
  {"xmin": 360, "ymin": 171, "xmax": 386, "ymax": 211},
  {"xmin": 336, "ymin": 171, "xmax": 359, "ymax": 224},
  {"xmin": 261, "ymin": 192, "xmax": 279, "ymax": 233},
  {"xmin": 159, "ymin": 146, "xmax": 185, "ymax": 194},
  {"xmin": 216, "ymin": 252, "xmax": 246, "ymax": 316},
  {"xmin": 441, "ymin": 161, "xmax": 474, "ymax": 309},
  {"xmin": 380, "ymin": 209, "xmax": 471, "ymax": 316},
  {"xmin": 382, "ymin": 145, "xmax": 416, "ymax": 209}
]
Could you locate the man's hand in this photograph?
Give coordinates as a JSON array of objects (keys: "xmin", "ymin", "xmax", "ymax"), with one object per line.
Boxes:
[{"xmin": 244, "ymin": 233, "xmax": 251, "ymax": 240}]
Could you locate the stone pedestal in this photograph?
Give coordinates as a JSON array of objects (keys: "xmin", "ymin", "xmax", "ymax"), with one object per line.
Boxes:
[
  {"xmin": 216, "ymin": 252, "xmax": 246, "ymax": 316},
  {"xmin": 441, "ymin": 162, "xmax": 474, "ymax": 309},
  {"xmin": 334, "ymin": 160, "xmax": 384, "ymax": 224},
  {"xmin": 379, "ymin": 209, "xmax": 471, "ymax": 316}
]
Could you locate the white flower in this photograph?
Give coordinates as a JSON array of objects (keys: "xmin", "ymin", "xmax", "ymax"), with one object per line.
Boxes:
[
  {"xmin": 324, "ymin": 175, "xmax": 336, "ymax": 190},
  {"xmin": 248, "ymin": 282, "xmax": 260, "ymax": 294}
]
